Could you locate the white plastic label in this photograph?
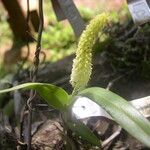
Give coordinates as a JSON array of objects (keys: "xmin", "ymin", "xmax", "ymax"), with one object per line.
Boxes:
[
  {"xmin": 127, "ymin": 0, "xmax": 150, "ymax": 25},
  {"xmin": 72, "ymin": 96, "xmax": 150, "ymax": 119}
]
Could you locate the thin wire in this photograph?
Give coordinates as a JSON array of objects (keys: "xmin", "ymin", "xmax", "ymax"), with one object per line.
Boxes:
[
  {"xmin": 32, "ymin": 0, "xmax": 44, "ymax": 81},
  {"xmin": 27, "ymin": 0, "xmax": 44, "ymax": 149}
]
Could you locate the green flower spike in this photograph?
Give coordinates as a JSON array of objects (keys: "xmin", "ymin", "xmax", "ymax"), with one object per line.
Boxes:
[{"xmin": 70, "ymin": 13, "xmax": 110, "ymax": 93}]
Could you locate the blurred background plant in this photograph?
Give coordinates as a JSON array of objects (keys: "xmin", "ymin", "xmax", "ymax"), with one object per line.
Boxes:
[
  {"xmin": 0, "ymin": 0, "xmax": 100, "ymax": 76},
  {"xmin": 0, "ymin": 0, "xmax": 130, "ymax": 78}
]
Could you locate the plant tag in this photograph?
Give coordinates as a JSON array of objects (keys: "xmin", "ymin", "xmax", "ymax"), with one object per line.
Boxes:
[
  {"xmin": 72, "ymin": 96, "xmax": 150, "ymax": 119},
  {"xmin": 51, "ymin": 0, "xmax": 66, "ymax": 21},
  {"xmin": 72, "ymin": 97, "xmax": 112, "ymax": 120},
  {"xmin": 57, "ymin": 0, "xmax": 85, "ymax": 37},
  {"xmin": 127, "ymin": 0, "xmax": 150, "ymax": 25}
]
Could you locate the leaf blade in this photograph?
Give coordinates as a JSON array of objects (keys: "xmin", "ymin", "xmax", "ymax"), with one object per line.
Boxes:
[
  {"xmin": 0, "ymin": 82, "xmax": 69, "ymax": 110},
  {"xmin": 67, "ymin": 119, "xmax": 101, "ymax": 146},
  {"xmin": 79, "ymin": 87, "xmax": 150, "ymax": 147}
]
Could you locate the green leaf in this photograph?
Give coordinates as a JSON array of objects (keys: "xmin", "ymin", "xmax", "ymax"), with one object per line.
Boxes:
[
  {"xmin": 62, "ymin": 109, "xmax": 101, "ymax": 147},
  {"xmin": 0, "ymin": 83, "xmax": 69, "ymax": 110},
  {"xmin": 67, "ymin": 119, "xmax": 101, "ymax": 146},
  {"xmin": 79, "ymin": 87, "xmax": 150, "ymax": 147}
]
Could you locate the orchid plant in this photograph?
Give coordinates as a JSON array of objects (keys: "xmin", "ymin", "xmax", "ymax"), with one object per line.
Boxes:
[{"xmin": 0, "ymin": 13, "xmax": 150, "ymax": 148}]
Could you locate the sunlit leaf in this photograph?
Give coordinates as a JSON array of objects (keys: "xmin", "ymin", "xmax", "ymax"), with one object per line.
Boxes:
[
  {"xmin": 79, "ymin": 87, "xmax": 150, "ymax": 147},
  {"xmin": 0, "ymin": 83, "xmax": 69, "ymax": 110}
]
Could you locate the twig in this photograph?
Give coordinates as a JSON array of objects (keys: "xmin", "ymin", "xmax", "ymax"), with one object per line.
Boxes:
[
  {"xmin": 52, "ymin": 76, "xmax": 70, "ymax": 85},
  {"xmin": 118, "ymin": 26, "xmax": 137, "ymax": 41},
  {"xmin": 106, "ymin": 69, "xmax": 135, "ymax": 90},
  {"xmin": 102, "ymin": 126, "xmax": 122, "ymax": 148},
  {"xmin": 20, "ymin": 105, "xmax": 27, "ymax": 142},
  {"xmin": 106, "ymin": 75, "xmax": 124, "ymax": 90}
]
